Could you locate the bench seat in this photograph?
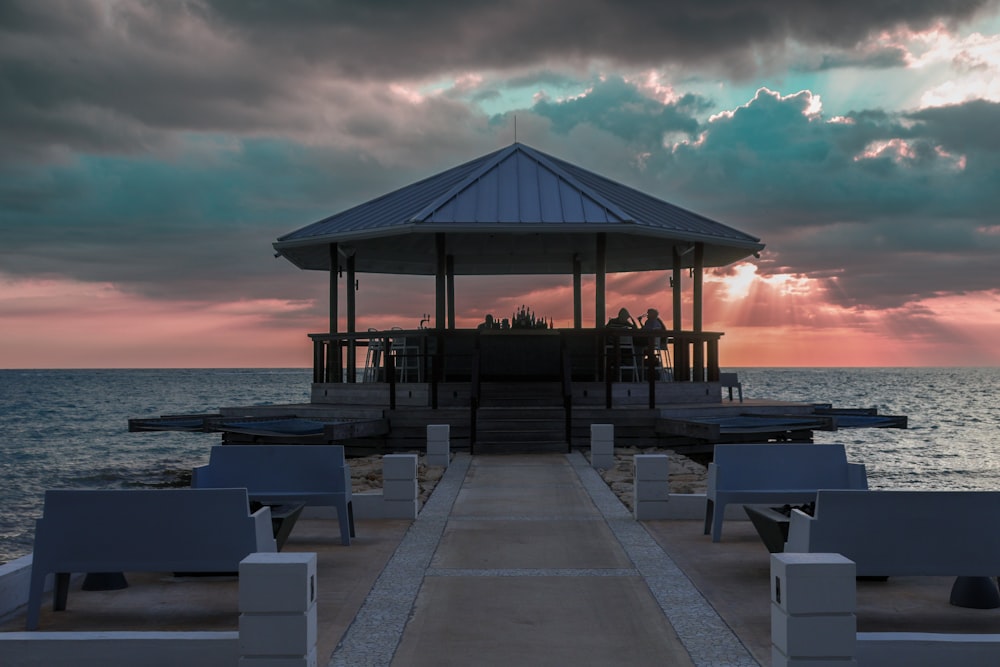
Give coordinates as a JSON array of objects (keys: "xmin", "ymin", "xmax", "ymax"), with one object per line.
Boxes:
[
  {"xmin": 192, "ymin": 445, "xmax": 355, "ymax": 546},
  {"xmin": 27, "ymin": 488, "xmax": 275, "ymax": 630},
  {"xmin": 705, "ymin": 443, "xmax": 868, "ymax": 542},
  {"xmin": 785, "ymin": 489, "xmax": 1000, "ymax": 577}
]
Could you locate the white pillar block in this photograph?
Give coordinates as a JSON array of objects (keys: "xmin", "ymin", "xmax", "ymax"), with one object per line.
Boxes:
[
  {"xmin": 239, "ymin": 553, "xmax": 318, "ymax": 664},
  {"xmin": 239, "ymin": 606, "xmax": 317, "ymax": 656},
  {"xmin": 426, "ymin": 425, "xmax": 451, "ymax": 467},
  {"xmin": 771, "ymin": 603, "xmax": 856, "ymax": 657},
  {"xmin": 771, "ymin": 552, "xmax": 857, "ymax": 615},
  {"xmin": 634, "ymin": 454, "xmax": 669, "ymax": 480},
  {"xmin": 383, "ymin": 454, "xmax": 418, "ymax": 480},
  {"xmin": 384, "ymin": 478, "xmax": 418, "ymax": 501},
  {"xmin": 770, "ymin": 553, "xmax": 857, "ymax": 665},
  {"xmin": 590, "ymin": 423, "xmax": 615, "ymax": 469},
  {"xmin": 590, "ymin": 423, "xmax": 614, "ymax": 444},
  {"xmin": 633, "ymin": 454, "xmax": 671, "ymax": 520},
  {"xmin": 426, "ymin": 424, "xmax": 450, "ymax": 443},
  {"xmin": 239, "ymin": 553, "xmax": 317, "ymax": 613}
]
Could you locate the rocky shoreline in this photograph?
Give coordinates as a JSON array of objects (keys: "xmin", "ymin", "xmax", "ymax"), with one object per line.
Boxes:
[{"xmin": 349, "ymin": 448, "xmax": 708, "ymax": 512}]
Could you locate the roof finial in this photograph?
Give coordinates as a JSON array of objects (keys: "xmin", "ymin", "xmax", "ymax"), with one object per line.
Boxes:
[{"xmin": 514, "ymin": 115, "xmax": 517, "ymax": 143}]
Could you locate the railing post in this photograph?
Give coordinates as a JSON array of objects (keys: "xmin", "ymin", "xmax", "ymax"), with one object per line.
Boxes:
[
  {"xmin": 604, "ymin": 332, "xmax": 614, "ymax": 408},
  {"xmin": 693, "ymin": 337, "xmax": 705, "ymax": 382},
  {"xmin": 469, "ymin": 346, "xmax": 480, "ymax": 454},
  {"xmin": 331, "ymin": 337, "xmax": 343, "ymax": 383},
  {"xmin": 387, "ymin": 353, "xmax": 396, "ymax": 410},
  {"xmin": 707, "ymin": 337, "xmax": 720, "ymax": 382},
  {"xmin": 645, "ymin": 337, "xmax": 656, "ymax": 409},
  {"xmin": 313, "ymin": 338, "xmax": 324, "ymax": 384},
  {"xmin": 430, "ymin": 332, "xmax": 440, "ymax": 409},
  {"xmin": 562, "ymin": 346, "xmax": 573, "ymax": 452},
  {"xmin": 674, "ymin": 336, "xmax": 690, "ymax": 382}
]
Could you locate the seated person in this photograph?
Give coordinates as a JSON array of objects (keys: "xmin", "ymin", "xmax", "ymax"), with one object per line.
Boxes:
[
  {"xmin": 606, "ymin": 307, "xmax": 636, "ymax": 329},
  {"xmin": 638, "ymin": 308, "xmax": 667, "ymax": 353},
  {"xmin": 641, "ymin": 308, "xmax": 665, "ymax": 331}
]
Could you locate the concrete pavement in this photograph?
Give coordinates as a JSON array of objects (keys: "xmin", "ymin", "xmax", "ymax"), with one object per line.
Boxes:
[
  {"xmin": 331, "ymin": 452, "xmax": 757, "ymax": 666},
  {"xmin": 7, "ymin": 450, "xmax": 997, "ymax": 665}
]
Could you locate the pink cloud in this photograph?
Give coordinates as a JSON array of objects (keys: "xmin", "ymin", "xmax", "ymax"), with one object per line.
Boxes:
[{"xmin": 2, "ymin": 270, "xmax": 998, "ymax": 369}]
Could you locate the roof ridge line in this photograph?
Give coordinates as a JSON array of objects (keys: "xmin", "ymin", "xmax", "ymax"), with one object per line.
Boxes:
[
  {"xmin": 515, "ymin": 144, "xmax": 633, "ymax": 223},
  {"xmin": 407, "ymin": 144, "xmax": 520, "ymax": 223},
  {"xmin": 407, "ymin": 142, "xmax": 633, "ymax": 224}
]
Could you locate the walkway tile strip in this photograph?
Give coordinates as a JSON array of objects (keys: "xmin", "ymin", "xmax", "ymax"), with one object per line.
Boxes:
[
  {"xmin": 567, "ymin": 450, "xmax": 759, "ymax": 667},
  {"xmin": 329, "ymin": 454, "xmax": 471, "ymax": 667},
  {"xmin": 330, "ymin": 452, "xmax": 758, "ymax": 667}
]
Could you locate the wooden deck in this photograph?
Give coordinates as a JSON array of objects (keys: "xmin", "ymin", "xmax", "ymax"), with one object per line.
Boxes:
[
  {"xmin": 131, "ymin": 379, "xmax": 905, "ymax": 456},
  {"xmin": 193, "ymin": 380, "xmax": 843, "ymax": 455}
]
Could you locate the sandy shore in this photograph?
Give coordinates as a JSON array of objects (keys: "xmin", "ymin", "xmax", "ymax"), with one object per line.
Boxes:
[{"xmin": 350, "ymin": 447, "xmax": 708, "ymax": 511}]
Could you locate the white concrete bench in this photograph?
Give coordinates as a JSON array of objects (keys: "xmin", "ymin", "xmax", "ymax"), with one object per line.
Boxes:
[
  {"xmin": 785, "ymin": 489, "xmax": 1000, "ymax": 577},
  {"xmin": 26, "ymin": 488, "xmax": 275, "ymax": 630},
  {"xmin": 192, "ymin": 444, "xmax": 355, "ymax": 546},
  {"xmin": 705, "ymin": 443, "xmax": 868, "ymax": 542}
]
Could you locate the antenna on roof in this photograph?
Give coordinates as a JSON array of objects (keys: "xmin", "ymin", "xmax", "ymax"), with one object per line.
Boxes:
[{"xmin": 514, "ymin": 115, "xmax": 517, "ymax": 143}]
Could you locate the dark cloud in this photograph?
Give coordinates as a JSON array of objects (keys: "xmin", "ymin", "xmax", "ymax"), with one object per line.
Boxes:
[
  {"xmin": 200, "ymin": 0, "xmax": 996, "ymax": 77},
  {"xmin": 811, "ymin": 46, "xmax": 911, "ymax": 70},
  {"xmin": 906, "ymin": 99, "xmax": 1000, "ymax": 152},
  {"xmin": 1, "ymin": 0, "xmax": 999, "ymax": 325},
  {"xmin": 660, "ymin": 95, "xmax": 1000, "ymax": 310},
  {"xmin": 3, "ymin": 0, "xmax": 996, "ymax": 160},
  {"xmin": 495, "ymin": 82, "xmax": 999, "ymax": 312},
  {"xmin": 531, "ymin": 76, "xmax": 702, "ymax": 143}
]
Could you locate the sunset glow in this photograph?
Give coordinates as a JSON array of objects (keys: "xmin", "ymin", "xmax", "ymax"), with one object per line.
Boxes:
[{"xmin": 2, "ymin": 2, "xmax": 999, "ymax": 369}]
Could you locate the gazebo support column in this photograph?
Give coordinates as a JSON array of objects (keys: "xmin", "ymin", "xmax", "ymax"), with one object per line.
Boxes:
[
  {"xmin": 573, "ymin": 254, "xmax": 582, "ymax": 329},
  {"xmin": 346, "ymin": 252, "xmax": 357, "ymax": 383},
  {"xmin": 672, "ymin": 247, "xmax": 682, "ymax": 331},
  {"xmin": 435, "ymin": 233, "xmax": 447, "ymax": 329},
  {"xmin": 692, "ymin": 242, "xmax": 704, "ymax": 381},
  {"xmin": 327, "ymin": 243, "xmax": 340, "ymax": 383},
  {"xmin": 446, "ymin": 255, "xmax": 456, "ymax": 329},
  {"xmin": 595, "ymin": 233, "xmax": 606, "ymax": 327}
]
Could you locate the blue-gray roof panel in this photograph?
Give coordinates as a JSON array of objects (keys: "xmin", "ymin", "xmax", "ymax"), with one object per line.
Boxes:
[{"xmin": 274, "ymin": 142, "xmax": 764, "ymax": 273}]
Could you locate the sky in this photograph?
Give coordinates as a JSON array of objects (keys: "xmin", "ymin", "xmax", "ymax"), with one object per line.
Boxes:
[{"xmin": 2, "ymin": 0, "xmax": 999, "ymax": 369}]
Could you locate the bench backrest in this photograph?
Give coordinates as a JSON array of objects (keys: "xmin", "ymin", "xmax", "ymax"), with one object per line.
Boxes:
[
  {"xmin": 710, "ymin": 443, "xmax": 864, "ymax": 491},
  {"xmin": 33, "ymin": 488, "xmax": 275, "ymax": 573},
  {"xmin": 789, "ymin": 490, "xmax": 1000, "ymax": 575},
  {"xmin": 719, "ymin": 372, "xmax": 740, "ymax": 386},
  {"xmin": 193, "ymin": 445, "xmax": 350, "ymax": 496}
]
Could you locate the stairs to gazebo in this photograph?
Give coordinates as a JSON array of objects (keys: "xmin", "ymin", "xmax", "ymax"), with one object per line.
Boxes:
[
  {"xmin": 474, "ymin": 382, "xmax": 568, "ymax": 452},
  {"xmin": 473, "ymin": 406, "xmax": 568, "ymax": 453}
]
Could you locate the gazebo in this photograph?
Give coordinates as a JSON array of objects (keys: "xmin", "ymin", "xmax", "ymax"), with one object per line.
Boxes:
[{"xmin": 273, "ymin": 142, "xmax": 764, "ymax": 414}]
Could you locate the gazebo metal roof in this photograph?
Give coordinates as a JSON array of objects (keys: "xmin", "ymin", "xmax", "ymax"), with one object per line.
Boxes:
[{"xmin": 273, "ymin": 142, "xmax": 764, "ymax": 275}]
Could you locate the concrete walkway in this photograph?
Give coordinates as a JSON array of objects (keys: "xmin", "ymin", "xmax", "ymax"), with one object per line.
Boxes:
[{"xmin": 331, "ymin": 452, "xmax": 758, "ymax": 666}]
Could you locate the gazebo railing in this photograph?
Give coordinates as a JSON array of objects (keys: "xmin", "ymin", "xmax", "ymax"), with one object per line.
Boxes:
[{"xmin": 308, "ymin": 328, "xmax": 723, "ymax": 392}]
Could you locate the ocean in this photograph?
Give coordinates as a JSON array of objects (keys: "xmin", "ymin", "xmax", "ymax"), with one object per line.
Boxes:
[{"xmin": 1, "ymin": 367, "xmax": 997, "ymax": 564}]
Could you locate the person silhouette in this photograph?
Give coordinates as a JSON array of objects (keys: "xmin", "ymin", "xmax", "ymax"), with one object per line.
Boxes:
[{"xmin": 606, "ymin": 307, "xmax": 636, "ymax": 329}]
